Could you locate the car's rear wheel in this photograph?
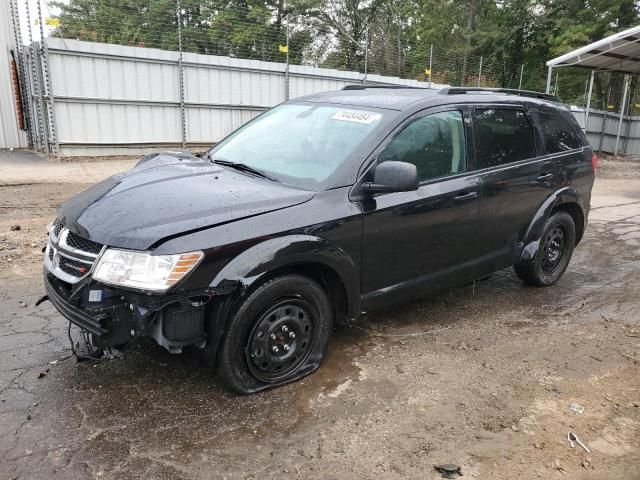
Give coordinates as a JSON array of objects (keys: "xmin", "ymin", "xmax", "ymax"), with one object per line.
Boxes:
[
  {"xmin": 515, "ymin": 211, "xmax": 576, "ymax": 286},
  {"xmin": 217, "ymin": 275, "xmax": 332, "ymax": 394}
]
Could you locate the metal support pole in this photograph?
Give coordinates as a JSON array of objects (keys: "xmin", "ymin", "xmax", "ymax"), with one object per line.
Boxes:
[
  {"xmin": 34, "ymin": 46, "xmax": 50, "ymax": 158},
  {"xmin": 614, "ymin": 75, "xmax": 629, "ymax": 156},
  {"xmin": 25, "ymin": 0, "xmax": 46, "ymax": 156},
  {"xmin": 362, "ymin": 29, "xmax": 368, "ymax": 85},
  {"xmin": 584, "ymin": 70, "xmax": 594, "ymax": 132},
  {"xmin": 623, "ymin": 83, "xmax": 635, "ymax": 154},
  {"xmin": 545, "ymin": 66, "xmax": 553, "ymax": 93},
  {"xmin": 9, "ymin": 0, "xmax": 32, "ymax": 147},
  {"xmin": 285, "ymin": 23, "xmax": 290, "ymax": 98},
  {"xmin": 428, "ymin": 44, "xmax": 433, "ymax": 88},
  {"xmin": 518, "ymin": 64, "xmax": 524, "ymax": 90},
  {"xmin": 477, "ymin": 56, "xmax": 483, "ymax": 87},
  {"xmin": 38, "ymin": 0, "xmax": 59, "ymax": 158},
  {"xmin": 598, "ymin": 86, "xmax": 611, "ymax": 154},
  {"xmin": 177, "ymin": 0, "xmax": 186, "ymax": 149},
  {"xmin": 554, "ymin": 72, "xmax": 558, "ymax": 95}
]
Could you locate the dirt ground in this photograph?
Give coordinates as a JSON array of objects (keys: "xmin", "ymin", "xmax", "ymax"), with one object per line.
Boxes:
[{"xmin": 0, "ymin": 158, "xmax": 639, "ymax": 480}]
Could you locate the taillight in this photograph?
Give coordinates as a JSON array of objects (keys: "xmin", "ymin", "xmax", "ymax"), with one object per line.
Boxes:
[{"xmin": 591, "ymin": 153, "xmax": 598, "ymax": 170}]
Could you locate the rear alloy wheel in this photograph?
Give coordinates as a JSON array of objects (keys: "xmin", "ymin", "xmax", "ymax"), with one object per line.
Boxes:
[
  {"xmin": 217, "ymin": 275, "xmax": 332, "ymax": 394},
  {"xmin": 515, "ymin": 211, "xmax": 576, "ymax": 286}
]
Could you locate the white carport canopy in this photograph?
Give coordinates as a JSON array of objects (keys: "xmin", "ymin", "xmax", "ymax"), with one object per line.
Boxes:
[{"xmin": 546, "ymin": 25, "xmax": 640, "ymax": 155}]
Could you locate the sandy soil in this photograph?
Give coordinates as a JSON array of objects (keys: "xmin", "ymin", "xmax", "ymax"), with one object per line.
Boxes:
[{"xmin": 0, "ymin": 160, "xmax": 639, "ymax": 480}]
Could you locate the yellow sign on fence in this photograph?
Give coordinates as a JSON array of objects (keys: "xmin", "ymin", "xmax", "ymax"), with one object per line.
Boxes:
[
  {"xmin": 279, "ymin": 45, "xmax": 288, "ymax": 54},
  {"xmin": 45, "ymin": 17, "xmax": 60, "ymax": 27}
]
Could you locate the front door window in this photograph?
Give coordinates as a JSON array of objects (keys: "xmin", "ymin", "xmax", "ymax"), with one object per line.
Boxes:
[{"xmin": 378, "ymin": 110, "xmax": 466, "ymax": 182}]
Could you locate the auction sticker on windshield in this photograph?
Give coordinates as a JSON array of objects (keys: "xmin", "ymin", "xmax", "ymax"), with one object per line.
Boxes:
[{"xmin": 332, "ymin": 110, "xmax": 382, "ymax": 124}]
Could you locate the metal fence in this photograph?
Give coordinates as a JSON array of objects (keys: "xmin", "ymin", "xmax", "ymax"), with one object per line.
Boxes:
[
  {"xmin": 573, "ymin": 107, "xmax": 640, "ymax": 156},
  {"xmin": 42, "ymin": 37, "xmax": 451, "ymax": 157}
]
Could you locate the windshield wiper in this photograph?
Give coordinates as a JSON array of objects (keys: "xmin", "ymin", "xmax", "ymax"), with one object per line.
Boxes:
[{"xmin": 212, "ymin": 159, "xmax": 279, "ymax": 182}]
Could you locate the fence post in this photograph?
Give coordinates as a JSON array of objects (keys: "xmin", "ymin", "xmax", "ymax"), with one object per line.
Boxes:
[
  {"xmin": 428, "ymin": 44, "xmax": 433, "ymax": 88},
  {"xmin": 177, "ymin": 0, "xmax": 186, "ymax": 149},
  {"xmin": 363, "ymin": 29, "xmax": 368, "ymax": 85},
  {"xmin": 285, "ymin": 22, "xmax": 290, "ymax": 99},
  {"xmin": 477, "ymin": 56, "xmax": 483, "ymax": 87},
  {"xmin": 37, "ymin": 0, "xmax": 59, "ymax": 158}
]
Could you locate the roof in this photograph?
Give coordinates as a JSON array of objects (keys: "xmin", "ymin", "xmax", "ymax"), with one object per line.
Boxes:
[
  {"xmin": 298, "ymin": 87, "xmax": 441, "ymax": 110},
  {"xmin": 297, "ymin": 86, "xmax": 564, "ymax": 111},
  {"xmin": 546, "ymin": 25, "xmax": 640, "ymax": 73}
]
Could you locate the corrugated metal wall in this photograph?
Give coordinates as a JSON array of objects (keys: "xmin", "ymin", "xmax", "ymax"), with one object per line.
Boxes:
[
  {"xmin": 572, "ymin": 107, "xmax": 640, "ymax": 155},
  {"xmin": 46, "ymin": 38, "xmax": 446, "ymax": 156},
  {"xmin": 0, "ymin": 0, "xmax": 27, "ymax": 149}
]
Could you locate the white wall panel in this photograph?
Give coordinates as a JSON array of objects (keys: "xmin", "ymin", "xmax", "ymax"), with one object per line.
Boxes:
[{"xmin": 45, "ymin": 38, "xmax": 447, "ymax": 155}]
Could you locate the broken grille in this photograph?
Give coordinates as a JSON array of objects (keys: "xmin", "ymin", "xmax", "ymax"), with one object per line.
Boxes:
[{"xmin": 44, "ymin": 219, "xmax": 105, "ymax": 284}]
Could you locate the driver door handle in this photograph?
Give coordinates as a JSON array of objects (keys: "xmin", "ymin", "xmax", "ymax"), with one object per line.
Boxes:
[
  {"xmin": 536, "ymin": 173, "xmax": 554, "ymax": 182},
  {"xmin": 453, "ymin": 191, "xmax": 478, "ymax": 202}
]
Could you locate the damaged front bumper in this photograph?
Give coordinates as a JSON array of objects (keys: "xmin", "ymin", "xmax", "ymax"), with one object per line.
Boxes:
[
  {"xmin": 42, "ymin": 220, "xmax": 214, "ymax": 353},
  {"xmin": 44, "ymin": 271, "xmax": 209, "ymax": 353}
]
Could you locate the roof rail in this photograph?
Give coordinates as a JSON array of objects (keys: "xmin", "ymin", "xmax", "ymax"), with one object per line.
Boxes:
[
  {"xmin": 440, "ymin": 87, "xmax": 559, "ymax": 102},
  {"xmin": 342, "ymin": 84, "xmax": 427, "ymax": 91}
]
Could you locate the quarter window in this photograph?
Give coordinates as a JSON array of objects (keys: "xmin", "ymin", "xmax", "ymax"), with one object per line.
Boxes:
[
  {"xmin": 538, "ymin": 110, "xmax": 582, "ymax": 153},
  {"xmin": 473, "ymin": 108, "xmax": 536, "ymax": 169},
  {"xmin": 379, "ymin": 110, "xmax": 466, "ymax": 182}
]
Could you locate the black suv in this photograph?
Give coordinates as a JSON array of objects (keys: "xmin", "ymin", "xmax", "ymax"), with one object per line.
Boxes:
[{"xmin": 43, "ymin": 86, "xmax": 595, "ymax": 393}]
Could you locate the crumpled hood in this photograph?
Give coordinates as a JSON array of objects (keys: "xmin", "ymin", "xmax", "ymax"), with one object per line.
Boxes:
[{"xmin": 58, "ymin": 152, "xmax": 315, "ymax": 250}]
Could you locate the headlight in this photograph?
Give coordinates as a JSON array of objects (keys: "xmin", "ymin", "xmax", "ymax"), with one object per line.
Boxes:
[{"xmin": 92, "ymin": 249, "xmax": 203, "ymax": 292}]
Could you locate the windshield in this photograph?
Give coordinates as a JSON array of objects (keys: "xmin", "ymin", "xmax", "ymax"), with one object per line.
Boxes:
[{"xmin": 207, "ymin": 103, "xmax": 387, "ymax": 189}]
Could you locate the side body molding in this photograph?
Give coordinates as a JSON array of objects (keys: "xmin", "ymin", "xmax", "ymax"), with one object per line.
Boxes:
[
  {"xmin": 520, "ymin": 186, "xmax": 585, "ymax": 262},
  {"xmin": 209, "ymin": 235, "xmax": 361, "ymax": 317}
]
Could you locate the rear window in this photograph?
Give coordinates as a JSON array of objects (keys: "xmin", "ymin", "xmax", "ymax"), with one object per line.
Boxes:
[
  {"xmin": 472, "ymin": 108, "xmax": 537, "ymax": 169},
  {"xmin": 538, "ymin": 110, "xmax": 583, "ymax": 153}
]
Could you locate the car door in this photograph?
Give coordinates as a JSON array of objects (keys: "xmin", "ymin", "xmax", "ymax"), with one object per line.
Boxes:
[
  {"xmin": 471, "ymin": 105, "xmax": 557, "ymax": 267},
  {"xmin": 536, "ymin": 107, "xmax": 593, "ymax": 195},
  {"xmin": 359, "ymin": 107, "xmax": 482, "ymax": 310}
]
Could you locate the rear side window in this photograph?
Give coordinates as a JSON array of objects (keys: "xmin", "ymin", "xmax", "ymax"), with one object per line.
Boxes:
[
  {"xmin": 473, "ymin": 108, "xmax": 536, "ymax": 169},
  {"xmin": 538, "ymin": 110, "xmax": 582, "ymax": 153}
]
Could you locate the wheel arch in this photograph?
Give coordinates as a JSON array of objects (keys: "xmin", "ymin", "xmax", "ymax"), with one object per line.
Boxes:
[
  {"xmin": 209, "ymin": 233, "xmax": 359, "ymax": 317},
  {"xmin": 520, "ymin": 187, "xmax": 586, "ymax": 262},
  {"xmin": 201, "ymin": 235, "xmax": 359, "ymax": 372}
]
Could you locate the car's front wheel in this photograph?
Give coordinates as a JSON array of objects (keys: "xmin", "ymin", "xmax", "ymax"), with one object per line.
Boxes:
[
  {"xmin": 515, "ymin": 211, "xmax": 576, "ymax": 286},
  {"xmin": 217, "ymin": 275, "xmax": 333, "ymax": 394}
]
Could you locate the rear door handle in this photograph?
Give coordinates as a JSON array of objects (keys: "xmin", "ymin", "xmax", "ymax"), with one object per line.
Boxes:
[
  {"xmin": 536, "ymin": 173, "xmax": 554, "ymax": 182},
  {"xmin": 453, "ymin": 191, "xmax": 478, "ymax": 202}
]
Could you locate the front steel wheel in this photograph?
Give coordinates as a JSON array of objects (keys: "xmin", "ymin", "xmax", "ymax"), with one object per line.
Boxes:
[
  {"xmin": 217, "ymin": 275, "xmax": 333, "ymax": 394},
  {"xmin": 246, "ymin": 299, "xmax": 316, "ymax": 383}
]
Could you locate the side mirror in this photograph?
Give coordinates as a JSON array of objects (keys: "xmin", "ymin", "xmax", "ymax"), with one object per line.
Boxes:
[{"xmin": 362, "ymin": 161, "xmax": 419, "ymax": 194}]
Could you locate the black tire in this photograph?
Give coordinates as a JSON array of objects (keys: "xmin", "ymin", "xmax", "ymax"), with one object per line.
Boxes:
[
  {"xmin": 515, "ymin": 211, "xmax": 576, "ymax": 286},
  {"xmin": 217, "ymin": 275, "xmax": 333, "ymax": 394}
]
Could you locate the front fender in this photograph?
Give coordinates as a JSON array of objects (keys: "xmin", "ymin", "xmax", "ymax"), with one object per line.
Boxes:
[
  {"xmin": 209, "ymin": 235, "xmax": 360, "ymax": 317},
  {"xmin": 520, "ymin": 187, "xmax": 584, "ymax": 262}
]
